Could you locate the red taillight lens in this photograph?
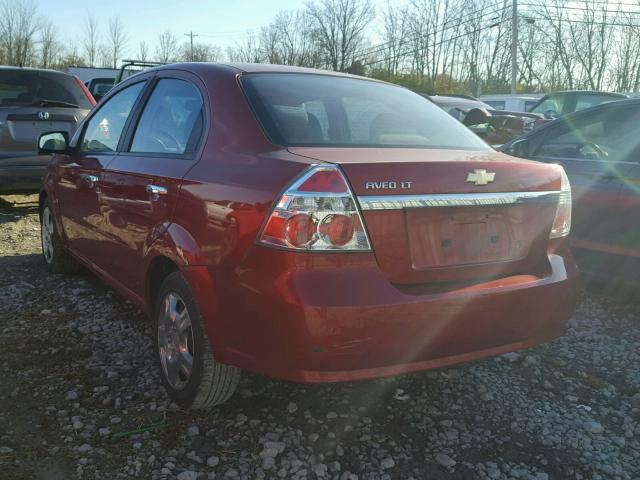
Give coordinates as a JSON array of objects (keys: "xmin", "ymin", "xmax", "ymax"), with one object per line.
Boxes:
[
  {"xmin": 297, "ymin": 169, "xmax": 348, "ymax": 193},
  {"xmin": 74, "ymin": 75, "xmax": 96, "ymax": 107},
  {"xmin": 285, "ymin": 214, "xmax": 317, "ymax": 246},
  {"xmin": 259, "ymin": 165, "xmax": 371, "ymax": 251},
  {"xmin": 319, "ymin": 214, "xmax": 354, "ymax": 246},
  {"xmin": 550, "ymin": 167, "xmax": 571, "ymax": 238}
]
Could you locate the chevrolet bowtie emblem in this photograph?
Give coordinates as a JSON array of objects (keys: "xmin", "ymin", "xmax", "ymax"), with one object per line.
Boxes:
[{"xmin": 466, "ymin": 169, "xmax": 496, "ymax": 185}]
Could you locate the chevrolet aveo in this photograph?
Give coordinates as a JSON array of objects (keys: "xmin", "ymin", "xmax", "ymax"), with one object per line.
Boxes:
[{"xmin": 38, "ymin": 63, "xmax": 579, "ymax": 409}]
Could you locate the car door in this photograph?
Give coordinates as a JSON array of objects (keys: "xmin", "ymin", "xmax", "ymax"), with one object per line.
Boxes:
[
  {"xmin": 608, "ymin": 138, "xmax": 640, "ymax": 283},
  {"xmin": 528, "ymin": 104, "xmax": 640, "ymax": 265},
  {"xmin": 55, "ymin": 81, "xmax": 147, "ymax": 268},
  {"xmin": 97, "ymin": 71, "xmax": 207, "ymax": 298}
]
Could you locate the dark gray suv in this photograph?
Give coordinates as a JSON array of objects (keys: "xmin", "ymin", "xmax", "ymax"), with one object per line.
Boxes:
[{"xmin": 0, "ymin": 67, "xmax": 94, "ymax": 193}]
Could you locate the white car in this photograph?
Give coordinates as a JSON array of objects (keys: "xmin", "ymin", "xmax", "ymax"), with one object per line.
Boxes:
[{"xmin": 480, "ymin": 95, "xmax": 542, "ymax": 113}]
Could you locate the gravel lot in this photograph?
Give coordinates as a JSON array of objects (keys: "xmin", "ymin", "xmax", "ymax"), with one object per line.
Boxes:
[{"xmin": 0, "ymin": 193, "xmax": 639, "ymax": 480}]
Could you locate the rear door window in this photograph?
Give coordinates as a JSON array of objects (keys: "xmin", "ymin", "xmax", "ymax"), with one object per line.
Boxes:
[
  {"xmin": 81, "ymin": 82, "xmax": 145, "ymax": 153},
  {"xmin": 575, "ymin": 94, "xmax": 623, "ymax": 112},
  {"xmin": 129, "ymin": 78, "xmax": 204, "ymax": 156},
  {"xmin": 533, "ymin": 106, "xmax": 640, "ymax": 163}
]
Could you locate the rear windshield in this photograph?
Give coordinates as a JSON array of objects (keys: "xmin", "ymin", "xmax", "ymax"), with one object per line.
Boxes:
[
  {"xmin": 241, "ymin": 73, "xmax": 490, "ymax": 150},
  {"xmin": 0, "ymin": 70, "xmax": 92, "ymax": 109}
]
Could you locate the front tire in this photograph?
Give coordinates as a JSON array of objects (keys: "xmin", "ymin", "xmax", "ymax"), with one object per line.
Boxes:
[
  {"xmin": 154, "ymin": 271, "xmax": 240, "ymax": 409},
  {"xmin": 40, "ymin": 198, "xmax": 80, "ymax": 274}
]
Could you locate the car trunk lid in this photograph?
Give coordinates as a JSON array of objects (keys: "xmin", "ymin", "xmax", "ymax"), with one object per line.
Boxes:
[
  {"xmin": 289, "ymin": 147, "xmax": 562, "ymax": 285},
  {"xmin": 0, "ymin": 107, "xmax": 87, "ymax": 159}
]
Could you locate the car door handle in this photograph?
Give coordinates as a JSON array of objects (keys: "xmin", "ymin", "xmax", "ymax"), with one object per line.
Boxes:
[
  {"xmin": 80, "ymin": 174, "xmax": 99, "ymax": 188},
  {"xmin": 146, "ymin": 184, "xmax": 168, "ymax": 196}
]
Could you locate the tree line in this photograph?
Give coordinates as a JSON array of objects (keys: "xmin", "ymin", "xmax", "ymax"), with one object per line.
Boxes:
[{"xmin": 2, "ymin": 0, "xmax": 640, "ymax": 95}]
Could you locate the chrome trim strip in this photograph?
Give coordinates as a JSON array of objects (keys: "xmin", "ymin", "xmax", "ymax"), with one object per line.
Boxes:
[{"xmin": 357, "ymin": 191, "xmax": 559, "ymax": 210}]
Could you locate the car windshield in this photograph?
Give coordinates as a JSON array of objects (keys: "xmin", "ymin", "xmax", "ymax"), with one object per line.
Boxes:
[
  {"xmin": 241, "ymin": 73, "xmax": 490, "ymax": 150},
  {"xmin": 0, "ymin": 70, "xmax": 92, "ymax": 109}
]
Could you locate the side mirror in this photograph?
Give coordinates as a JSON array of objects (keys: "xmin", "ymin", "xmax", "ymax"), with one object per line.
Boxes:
[
  {"xmin": 38, "ymin": 131, "xmax": 68, "ymax": 154},
  {"xmin": 544, "ymin": 109, "xmax": 559, "ymax": 120},
  {"xmin": 509, "ymin": 138, "xmax": 530, "ymax": 158}
]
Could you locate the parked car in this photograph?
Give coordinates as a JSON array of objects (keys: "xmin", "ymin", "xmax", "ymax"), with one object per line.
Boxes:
[
  {"xmin": 480, "ymin": 94, "xmax": 542, "ymax": 112},
  {"xmin": 528, "ymin": 90, "xmax": 628, "ymax": 119},
  {"xmin": 428, "ymin": 95, "xmax": 545, "ymax": 145},
  {"xmin": 501, "ymin": 99, "xmax": 640, "ymax": 288},
  {"xmin": 85, "ymin": 77, "xmax": 115, "ymax": 102},
  {"xmin": 0, "ymin": 67, "xmax": 95, "ymax": 193},
  {"xmin": 38, "ymin": 63, "xmax": 579, "ymax": 409}
]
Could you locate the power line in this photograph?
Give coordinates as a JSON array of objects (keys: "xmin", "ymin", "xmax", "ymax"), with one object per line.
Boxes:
[
  {"xmin": 525, "ymin": 15, "xmax": 640, "ymax": 27},
  {"xmin": 362, "ymin": 19, "xmax": 507, "ymax": 68},
  {"xmin": 353, "ymin": 4, "xmax": 509, "ymax": 61},
  {"xmin": 523, "ymin": 3, "xmax": 640, "ymax": 16}
]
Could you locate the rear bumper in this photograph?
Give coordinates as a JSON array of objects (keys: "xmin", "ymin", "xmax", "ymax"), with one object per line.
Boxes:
[
  {"xmin": 0, "ymin": 164, "xmax": 46, "ymax": 193},
  {"xmin": 183, "ymin": 246, "xmax": 579, "ymax": 383}
]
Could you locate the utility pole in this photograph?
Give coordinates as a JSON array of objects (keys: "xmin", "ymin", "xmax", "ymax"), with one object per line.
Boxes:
[
  {"xmin": 511, "ymin": 0, "xmax": 518, "ymax": 94},
  {"xmin": 184, "ymin": 31, "xmax": 199, "ymax": 61}
]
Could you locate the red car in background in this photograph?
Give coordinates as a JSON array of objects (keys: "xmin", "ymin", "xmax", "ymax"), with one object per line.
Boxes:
[{"xmin": 38, "ymin": 63, "xmax": 578, "ymax": 409}]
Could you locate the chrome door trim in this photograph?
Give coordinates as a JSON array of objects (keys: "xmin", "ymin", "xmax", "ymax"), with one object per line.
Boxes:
[{"xmin": 357, "ymin": 191, "xmax": 560, "ymax": 210}]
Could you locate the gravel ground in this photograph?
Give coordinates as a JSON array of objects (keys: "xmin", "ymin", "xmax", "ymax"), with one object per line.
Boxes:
[{"xmin": 0, "ymin": 193, "xmax": 639, "ymax": 480}]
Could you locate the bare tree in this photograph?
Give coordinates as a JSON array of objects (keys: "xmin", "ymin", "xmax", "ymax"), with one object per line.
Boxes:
[
  {"xmin": 39, "ymin": 19, "xmax": 57, "ymax": 68},
  {"xmin": 82, "ymin": 12, "xmax": 100, "ymax": 67},
  {"xmin": 137, "ymin": 41, "xmax": 149, "ymax": 62},
  {"xmin": 178, "ymin": 41, "xmax": 222, "ymax": 62},
  {"xmin": 156, "ymin": 29, "xmax": 178, "ymax": 63},
  {"xmin": 108, "ymin": 15, "xmax": 127, "ymax": 68},
  {"xmin": 305, "ymin": 0, "xmax": 375, "ymax": 71},
  {"xmin": 258, "ymin": 10, "xmax": 321, "ymax": 67},
  {"xmin": 0, "ymin": 0, "xmax": 40, "ymax": 67},
  {"xmin": 226, "ymin": 34, "xmax": 263, "ymax": 63},
  {"xmin": 380, "ymin": 3, "xmax": 410, "ymax": 79}
]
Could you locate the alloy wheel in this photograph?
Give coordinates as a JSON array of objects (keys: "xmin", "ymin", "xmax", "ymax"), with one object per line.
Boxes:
[
  {"xmin": 157, "ymin": 292, "xmax": 195, "ymax": 391},
  {"xmin": 41, "ymin": 206, "xmax": 54, "ymax": 264}
]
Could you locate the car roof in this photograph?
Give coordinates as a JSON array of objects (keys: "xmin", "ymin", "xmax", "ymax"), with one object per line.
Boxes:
[
  {"xmin": 480, "ymin": 95, "xmax": 542, "ymax": 99},
  {"xmin": 0, "ymin": 66, "xmax": 76, "ymax": 77},
  {"xmin": 429, "ymin": 95, "xmax": 492, "ymax": 109},
  {"xmin": 539, "ymin": 90, "xmax": 628, "ymax": 98},
  {"xmin": 148, "ymin": 62, "xmax": 382, "ymax": 82}
]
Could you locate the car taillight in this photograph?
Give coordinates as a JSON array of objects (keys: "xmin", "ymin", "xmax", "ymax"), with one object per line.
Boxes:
[
  {"xmin": 73, "ymin": 75, "xmax": 97, "ymax": 107},
  {"xmin": 259, "ymin": 164, "xmax": 372, "ymax": 251},
  {"xmin": 550, "ymin": 167, "xmax": 571, "ymax": 238}
]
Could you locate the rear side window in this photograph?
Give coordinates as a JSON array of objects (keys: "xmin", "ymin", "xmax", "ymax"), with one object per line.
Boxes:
[
  {"xmin": 0, "ymin": 70, "xmax": 93, "ymax": 109},
  {"xmin": 130, "ymin": 79, "xmax": 204, "ymax": 155},
  {"xmin": 531, "ymin": 96, "xmax": 564, "ymax": 116},
  {"xmin": 241, "ymin": 73, "xmax": 489, "ymax": 150},
  {"xmin": 524, "ymin": 100, "xmax": 538, "ymax": 111},
  {"xmin": 81, "ymin": 82, "xmax": 145, "ymax": 153}
]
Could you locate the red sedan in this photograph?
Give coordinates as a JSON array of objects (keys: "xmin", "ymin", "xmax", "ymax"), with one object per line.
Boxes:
[{"xmin": 37, "ymin": 63, "xmax": 579, "ymax": 409}]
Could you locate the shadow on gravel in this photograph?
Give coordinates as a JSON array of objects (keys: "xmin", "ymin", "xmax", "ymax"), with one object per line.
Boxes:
[{"xmin": 0, "ymin": 195, "xmax": 39, "ymax": 225}]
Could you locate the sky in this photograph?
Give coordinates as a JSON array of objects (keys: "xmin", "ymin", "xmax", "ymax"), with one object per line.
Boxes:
[{"xmin": 39, "ymin": 0, "xmax": 389, "ymax": 58}]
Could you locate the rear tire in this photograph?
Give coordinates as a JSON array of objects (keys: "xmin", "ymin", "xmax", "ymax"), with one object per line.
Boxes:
[
  {"xmin": 40, "ymin": 198, "xmax": 81, "ymax": 274},
  {"xmin": 154, "ymin": 271, "xmax": 240, "ymax": 409}
]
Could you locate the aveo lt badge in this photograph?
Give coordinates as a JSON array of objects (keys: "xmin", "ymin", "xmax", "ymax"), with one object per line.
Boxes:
[{"xmin": 365, "ymin": 181, "xmax": 413, "ymax": 190}]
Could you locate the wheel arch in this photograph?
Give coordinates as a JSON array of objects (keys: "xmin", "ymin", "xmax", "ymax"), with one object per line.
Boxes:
[
  {"xmin": 144, "ymin": 222, "xmax": 204, "ymax": 316},
  {"xmin": 146, "ymin": 255, "xmax": 180, "ymax": 317}
]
